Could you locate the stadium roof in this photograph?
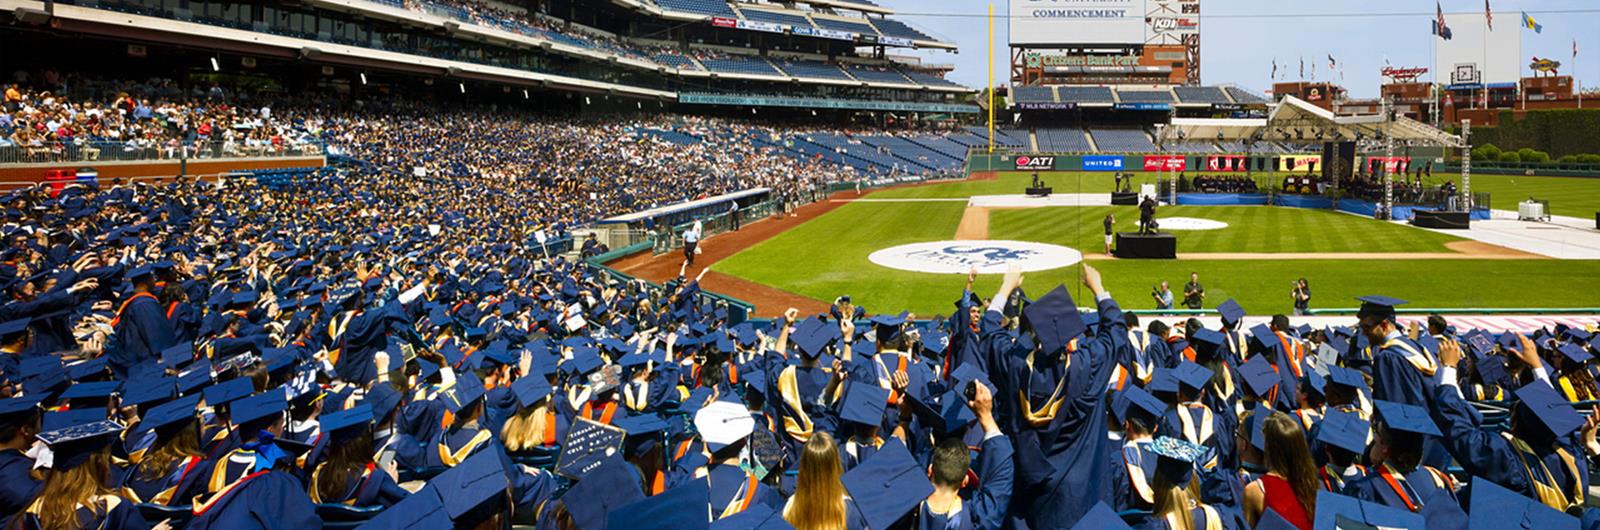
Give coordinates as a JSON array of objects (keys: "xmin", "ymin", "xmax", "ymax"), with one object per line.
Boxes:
[{"xmin": 1157, "ymin": 96, "xmax": 1463, "ymax": 148}]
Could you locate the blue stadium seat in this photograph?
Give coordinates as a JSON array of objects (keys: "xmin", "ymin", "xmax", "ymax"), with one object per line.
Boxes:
[
  {"xmin": 1117, "ymin": 90, "xmax": 1175, "ymax": 103},
  {"xmin": 1012, "ymin": 86, "xmax": 1055, "ymax": 103},
  {"xmin": 1035, "ymin": 128, "xmax": 1092, "ymax": 152},
  {"xmin": 872, "ymin": 18, "xmax": 935, "ymax": 41},
  {"xmin": 1059, "ymin": 86, "xmax": 1114, "ymax": 104},
  {"xmin": 776, "ymin": 61, "xmax": 852, "ymax": 81},
  {"xmin": 1174, "ymin": 86, "xmax": 1230, "ymax": 104},
  {"xmin": 1090, "ymin": 128, "xmax": 1156, "ymax": 152},
  {"xmin": 741, "ymin": 9, "xmax": 812, "ymax": 29},
  {"xmin": 654, "ymin": 0, "xmax": 734, "ymax": 16},
  {"xmin": 812, "ymin": 17, "xmax": 877, "ymax": 35},
  {"xmin": 846, "ymin": 66, "xmax": 912, "ymax": 84},
  {"xmin": 1225, "ymin": 86, "xmax": 1269, "ymax": 103},
  {"xmin": 702, "ymin": 57, "xmax": 781, "ymax": 76}
]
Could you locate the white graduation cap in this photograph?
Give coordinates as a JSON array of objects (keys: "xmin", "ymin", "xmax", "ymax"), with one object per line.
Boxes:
[{"xmin": 694, "ymin": 401, "xmax": 755, "ymax": 451}]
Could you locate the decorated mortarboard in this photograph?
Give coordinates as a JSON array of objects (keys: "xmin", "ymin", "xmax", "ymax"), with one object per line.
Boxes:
[
  {"xmin": 1316, "ymin": 410, "xmax": 1371, "ymax": 456},
  {"xmin": 1372, "ymin": 400, "xmax": 1441, "ymax": 437},
  {"xmin": 841, "ymin": 438, "xmax": 934, "ymax": 530},
  {"xmin": 43, "ymin": 409, "xmax": 106, "ymax": 431},
  {"xmin": 231, "ymin": 388, "xmax": 288, "ymax": 425},
  {"xmin": 1150, "ymin": 436, "xmax": 1206, "ymax": 485},
  {"xmin": 1313, "ymin": 490, "xmax": 1424, "ymax": 530},
  {"xmin": 1514, "ymin": 380, "xmax": 1585, "ymax": 439},
  {"xmin": 136, "ymin": 394, "xmax": 202, "ymax": 435},
  {"xmin": 1172, "ymin": 361, "xmax": 1213, "ymax": 392},
  {"xmin": 0, "ymin": 396, "xmax": 42, "ymax": 430},
  {"xmin": 1068, "ymin": 502, "xmax": 1133, "ymax": 530},
  {"xmin": 1216, "ymin": 299, "xmax": 1246, "ymax": 328},
  {"xmin": 121, "ymin": 376, "xmax": 176, "ymax": 407},
  {"xmin": 1355, "ymin": 295, "xmax": 1408, "ymax": 321},
  {"xmin": 1464, "ymin": 334, "xmax": 1494, "ymax": 357},
  {"xmin": 35, "ymin": 420, "xmax": 124, "ymax": 471},
  {"xmin": 1465, "ymin": 476, "xmax": 1576, "ymax": 530},
  {"xmin": 1558, "ymin": 343, "xmax": 1593, "ymax": 365},
  {"xmin": 608, "ymin": 479, "xmax": 711, "ymax": 530},
  {"xmin": 441, "ymin": 372, "xmax": 488, "ymax": 413},
  {"xmin": 510, "ymin": 376, "xmax": 554, "ymax": 408},
  {"xmin": 694, "ymin": 400, "xmax": 756, "ymax": 451},
  {"xmin": 1022, "ymin": 285, "xmax": 1085, "ymax": 355},
  {"xmin": 1238, "ymin": 355, "xmax": 1279, "ymax": 398},
  {"xmin": 920, "ymin": 329, "xmax": 950, "ymax": 356},
  {"xmin": 840, "ymin": 383, "xmax": 891, "ymax": 427}
]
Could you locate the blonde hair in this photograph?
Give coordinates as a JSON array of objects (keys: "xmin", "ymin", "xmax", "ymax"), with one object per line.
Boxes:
[
  {"xmin": 25, "ymin": 450, "xmax": 115, "ymax": 530},
  {"xmin": 1152, "ymin": 470, "xmax": 1201, "ymax": 530},
  {"xmin": 501, "ymin": 402, "xmax": 551, "ymax": 452},
  {"xmin": 785, "ymin": 432, "xmax": 847, "ymax": 530}
]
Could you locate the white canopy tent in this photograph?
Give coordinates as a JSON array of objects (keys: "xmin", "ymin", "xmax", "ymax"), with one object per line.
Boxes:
[{"xmin": 1155, "ymin": 96, "xmax": 1462, "ymax": 148}]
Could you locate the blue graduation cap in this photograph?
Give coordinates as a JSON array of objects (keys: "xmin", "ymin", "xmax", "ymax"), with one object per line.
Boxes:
[
  {"xmin": 65, "ymin": 357, "xmax": 110, "ymax": 381},
  {"xmin": 0, "ymin": 318, "xmax": 30, "ymax": 339},
  {"xmin": 1514, "ymin": 380, "xmax": 1584, "ymax": 439},
  {"xmin": 870, "ymin": 311, "xmax": 909, "ymax": 343},
  {"xmin": 137, "ymin": 394, "xmax": 202, "ymax": 435},
  {"xmin": 1316, "ymin": 410, "xmax": 1370, "ymax": 456},
  {"xmin": 1558, "ymin": 343, "xmax": 1593, "ymax": 365},
  {"xmin": 1238, "ymin": 355, "xmax": 1279, "ymax": 398},
  {"xmin": 231, "ymin": 388, "xmax": 288, "ymax": 426},
  {"xmin": 950, "ymin": 363, "xmax": 996, "ymax": 397},
  {"xmin": 510, "ymin": 376, "xmax": 553, "ymax": 408},
  {"xmin": 0, "ymin": 396, "xmax": 42, "ymax": 431},
  {"xmin": 1372, "ymin": 400, "xmax": 1441, "ymax": 437},
  {"xmin": 792, "ymin": 317, "xmax": 834, "ymax": 359},
  {"xmin": 1314, "ymin": 490, "xmax": 1424, "ymax": 530},
  {"xmin": 840, "ymin": 438, "xmax": 933, "ymax": 530},
  {"xmin": 1147, "ymin": 368, "xmax": 1179, "ymax": 395},
  {"xmin": 177, "ymin": 363, "xmax": 214, "ymax": 395},
  {"xmin": 563, "ymin": 455, "xmax": 646, "ymax": 530},
  {"xmin": 1326, "ymin": 366, "xmax": 1367, "ymax": 391},
  {"xmin": 322, "ymin": 404, "xmax": 373, "ymax": 442},
  {"xmin": 1466, "ymin": 476, "xmax": 1576, "ymax": 530},
  {"xmin": 442, "ymin": 372, "xmax": 487, "ymax": 413},
  {"xmin": 159, "ymin": 342, "xmax": 196, "ymax": 368},
  {"xmin": 36, "ymin": 420, "xmax": 124, "ymax": 471},
  {"xmin": 431, "ymin": 451, "xmax": 510, "ymax": 526},
  {"xmin": 708, "ymin": 503, "xmax": 790, "ymax": 530},
  {"xmin": 203, "ymin": 377, "xmax": 253, "ymax": 408},
  {"xmin": 1172, "ymin": 361, "xmax": 1213, "ymax": 393},
  {"xmin": 1120, "ymin": 385, "xmax": 1166, "ymax": 423},
  {"xmin": 1068, "ymin": 502, "xmax": 1132, "ymax": 530},
  {"xmin": 840, "ymin": 383, "xmax": 891, "ymax": 427},
  {"xmin": 59, "ymin": 380, "xmax": 120, "ymax": 402},
  {"xmin": 608, "ymin": 479, "xmax": 710, "ymax": 530},
  {"xmin": 920, "ymin": 329, "xmax": 950, "ymax": 356},
  {"xmin": 1355, "ymin": 295, "xmax": 1407, "ymax": 321},
  {"xmin": 1023, "ymin": 285, "xmax": 1084, "ymax": 355},
  {"xmin": 1474, "ymin": 353, "xmax": 1508, "ymax": 384},
  {"xmin": 1216, "ymin": 299, "xmax": 1245, "ymax": 329},
  {"xmin": 1255, "ymin": 509, "xmax": 1301, "ymax": 530},
  {"xmin": 615, "ymin": 413, "xmax": 670, "ymax": 458},
  {"xmin": 1248, "ymin": 323, "xmax": 1278, "ymax": 354},
  {"xmin": 121, "ymin": 376, "xmax": 175, "ymax": 408}
]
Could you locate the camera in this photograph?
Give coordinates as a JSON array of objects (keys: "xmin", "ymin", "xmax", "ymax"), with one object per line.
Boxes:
[{"xmin": 963, "ymin": 380, "xmax": 979, "ymax": 402}]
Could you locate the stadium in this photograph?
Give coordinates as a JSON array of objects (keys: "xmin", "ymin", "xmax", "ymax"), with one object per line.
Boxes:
[{"xmin": 0, "ymin": 0, "xmax": 1599, "ymax": 528}]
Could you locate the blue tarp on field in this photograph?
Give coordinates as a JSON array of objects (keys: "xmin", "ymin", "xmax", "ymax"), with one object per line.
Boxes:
[{"xmin": 1174, "ymin": 193, "xmax": 1269, "ymax": 205}]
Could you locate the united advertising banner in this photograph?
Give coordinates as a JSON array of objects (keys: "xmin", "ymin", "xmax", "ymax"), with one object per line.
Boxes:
[{"xmin": 1082, "ymin": 155, "xmax": 1125, "ymax": 171}]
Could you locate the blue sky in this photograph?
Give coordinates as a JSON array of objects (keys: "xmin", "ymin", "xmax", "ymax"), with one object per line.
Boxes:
[{"xmin": 883, "ymin": 0, "xmax": 1600, "ymax": 98}]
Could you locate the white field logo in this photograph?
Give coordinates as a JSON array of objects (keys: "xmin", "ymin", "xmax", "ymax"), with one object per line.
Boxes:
[{"xmin": 868, "ymin": 240, "xmax": 1084, "ymax": 274}]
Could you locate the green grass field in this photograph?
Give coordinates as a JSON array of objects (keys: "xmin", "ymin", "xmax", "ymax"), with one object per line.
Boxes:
[
  {"xmin": 990, "ymin": 205, "xmax": 1463, "ymax": 254},
  {"xmin": 714, "ymin": 173, "xmax": 1600, "ymax": 315},
  {"xmin": 1455, "ymin": 174, "xmax": 1600, "ymax": 218}
]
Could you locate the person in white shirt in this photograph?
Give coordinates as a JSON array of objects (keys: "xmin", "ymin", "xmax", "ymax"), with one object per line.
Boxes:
[{"xmin": 682, "ymin": 219, "xmax": 702, "ymax": 267}]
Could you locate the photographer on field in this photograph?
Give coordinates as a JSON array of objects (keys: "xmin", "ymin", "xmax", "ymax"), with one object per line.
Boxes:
[
  {"xmin": 1152, "ymin": 281, "xmax": 1174, "ymax": 311},
  {"xmin": 1291, "ymin": 278, "xmax": 1311, "ymax": 316}
]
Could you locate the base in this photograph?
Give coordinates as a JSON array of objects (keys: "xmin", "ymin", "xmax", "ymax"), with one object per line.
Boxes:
[
  {"xmin": 1110, "ymin": 192, "xmax": 1139, "ymax": 206},
  {"xmin": 1411, "ymin": 210, "xmax": 1471, "ymax": 229},
  {"xmin": 1026, "ymin": 186, "xmax": 1053, "ymax": 197},
  {"xmin": 1114, "ymin": 232, "xmax": 1177, "ymax": 259}
]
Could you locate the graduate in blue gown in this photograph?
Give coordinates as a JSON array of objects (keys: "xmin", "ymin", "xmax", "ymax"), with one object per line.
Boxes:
[
  {"xmin": 1109, "ymin": 386, "xmax": 1166, "ymax": 513},
  {"xmin": 1312, "ymin": 410, "xmax": 1370, "ymax": 494},
  {"xmin": 992, "ymin": 265, "xmax": 1127, "ymax": 529},
  {"xmin": 8, "ymin": 420, "xmax": 151, "ymax": 530},
  {"xmin": 118, "ymin": 395, "xmax": 214, "ymax": 506},
  {"xmin": 306, "ymin": 405, "xmax": 409, "ymax": 508},
  {"xmin": 1341, "ymin": 401, "xmax": 1459, "ymax": 515},
  {"xmin": 107, "ymin": 266, "xmax": 176, "ymax": 379},
  {"xmin": 0, "ymin": 396, "xmax": 43, "ymax": 516},
  {"xmin": 689, "ymin": 398, "xmax": 784, "ymax": 520},
  {"xmin": 910, "ymin": 381, "xmax": 1014, "ymax": 530}
]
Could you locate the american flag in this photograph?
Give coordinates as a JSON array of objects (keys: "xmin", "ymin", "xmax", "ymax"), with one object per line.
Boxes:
[
  {"xmin": 1485, "ymin": 0, "xmax": 1493, "ymax": 30},
  {"xmin": 1433, "ymin": 1, "xmax": 1453, "ymax": 40}
]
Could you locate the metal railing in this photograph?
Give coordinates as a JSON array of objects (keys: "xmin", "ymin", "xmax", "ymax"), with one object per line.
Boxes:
[{"xmin": 0, "ymin": 140, "xmax": 326, "ymax": 165}]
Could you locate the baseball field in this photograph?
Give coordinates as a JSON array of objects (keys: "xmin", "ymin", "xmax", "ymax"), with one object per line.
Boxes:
[{"xmin": 704, "ymin": 171, "xmax": 1600, "ymax": 316}]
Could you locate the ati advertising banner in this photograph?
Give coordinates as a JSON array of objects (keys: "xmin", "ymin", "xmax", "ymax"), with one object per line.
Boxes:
[
  {"xmin": 1014, "ymin": 155, "xmax": 1057, "ymax": 171},
  {"xmin": 1082, "ymin": 155, "xmax": 1125, "ymax": 171},
  {"xmin": 1143, "ymin": 155, "xmax": 1186, "ymax": 171},
  {"xmin": 1280, "ymin": 155, "xmax": 1321, "ymax": 172},
  {"xmin": 1204, "ymin": 156, "xmax": 1247, "ymax": 172}
]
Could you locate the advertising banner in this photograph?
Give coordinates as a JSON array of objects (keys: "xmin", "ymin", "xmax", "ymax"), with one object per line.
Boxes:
[
  {"xmin": 1014, "ymin": 155, "xmax": 1057, "ymax": 171},
  {"xmin": 736, "ymin": 19, "xmax": 785, "ymax": 33},
  {"xmin": 1143, "ymin": 155, "xmax": 1186, "ymax": 171},
  {"xmin": 710, "ymin": 17, "xmax": 737, "ymax": 28},
  {"xmin": 1011, "ymin": 0, "xmax": 1147, "ymax": 45},
  {"xmin": 1082, "ymin": 155, "xmax": 1125, "ymax": 171},
  {"xmin": 1280, "ymin": 155, "xmax": 1321, "ymax": 172}
]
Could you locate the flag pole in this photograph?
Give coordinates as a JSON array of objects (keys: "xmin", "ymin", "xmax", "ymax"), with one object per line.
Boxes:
[{"xmin": 987, "ymin": 2, "xmax": 995, "ymax": 155}]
